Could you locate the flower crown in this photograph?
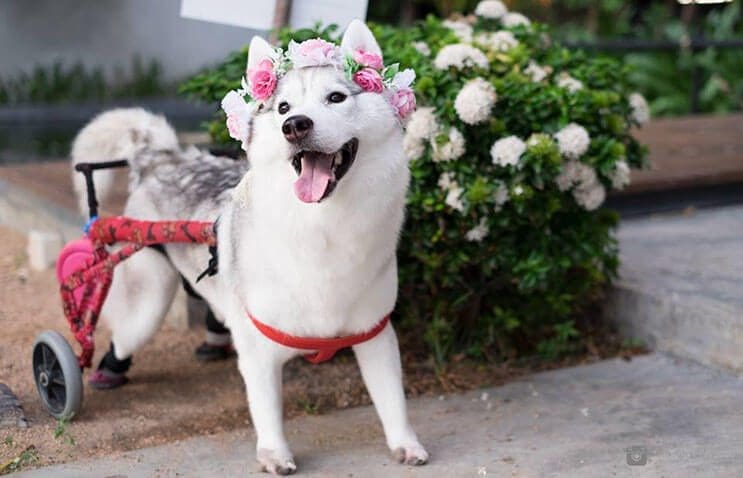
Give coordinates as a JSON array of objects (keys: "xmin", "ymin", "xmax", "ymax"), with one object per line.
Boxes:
[{"xmin": 221, "ymin": 36, "xmax": 416, "ymax": 150}]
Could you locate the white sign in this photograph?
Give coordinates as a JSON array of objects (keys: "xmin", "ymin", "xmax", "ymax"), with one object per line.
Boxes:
[
  {"xmin": 180, "ymin": 0, "xmax": 368, "ymax": 30},
  {"xmin": 289, "ymin": 0, "xmax": 368, "ymax": 29},
  {"xmin": 181, "ymin": 0, "xmax": 276, "ymax": 30}
]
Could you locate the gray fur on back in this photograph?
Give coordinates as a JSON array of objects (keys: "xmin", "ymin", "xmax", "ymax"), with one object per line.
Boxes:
[{"xmin": 129, "ymin": 145, "xmax": 247, "ymax": 220}]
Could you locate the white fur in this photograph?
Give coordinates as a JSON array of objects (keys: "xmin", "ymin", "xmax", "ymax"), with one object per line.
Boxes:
[
  {"xmin": 70, "ymin": 107, "xmax": 178, "ymax": 214},
  {"xmin": 72, "ymin": 21, "xmax": 427, "ymax": 474},
  {"xmin": 341, "ymin": 19, "xmax": 383, "ymax": 58},
  {"xmin": 247, "ymin": 35, "xmax": 279, "ymax": 71}
]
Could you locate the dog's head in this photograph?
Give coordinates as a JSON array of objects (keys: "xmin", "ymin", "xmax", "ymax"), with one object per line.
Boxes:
[{"xmin": 245, "ymin": 21, "xmax": 408, "ymax": 204}]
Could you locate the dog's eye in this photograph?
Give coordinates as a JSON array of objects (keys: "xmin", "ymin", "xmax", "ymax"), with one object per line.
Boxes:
[
  {"xmin": 327, "ymin": 92, "xmax": 347, "ymax": 104},
  {"xmin": 278, "ymin": 102, "xmax": 290, "ymax": 114}
]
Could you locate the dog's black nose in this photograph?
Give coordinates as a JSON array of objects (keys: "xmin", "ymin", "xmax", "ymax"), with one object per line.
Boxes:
[{"xmin": 282, "ymin": 115, "xmax": 313, "ymax": 143}]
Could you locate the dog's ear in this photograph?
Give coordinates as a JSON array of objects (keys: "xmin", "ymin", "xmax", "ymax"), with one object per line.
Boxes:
[
  {"xmin": 340, "ymin": 19, "xmax": 382, "ymax": 59},
  {"xmin": 247, "ymin": 36, "xmax": 276, "ymax": 71}
]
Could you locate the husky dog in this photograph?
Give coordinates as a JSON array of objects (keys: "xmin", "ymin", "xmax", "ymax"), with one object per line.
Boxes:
[{"xmin": 71, "ymin": 21, "xmax": 428, "ymax": 474}]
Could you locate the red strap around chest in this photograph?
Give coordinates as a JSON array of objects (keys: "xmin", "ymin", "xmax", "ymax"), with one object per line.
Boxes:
[{"xmin": 248, "ymin": 313, "xmax": 391, "ymax": 364}]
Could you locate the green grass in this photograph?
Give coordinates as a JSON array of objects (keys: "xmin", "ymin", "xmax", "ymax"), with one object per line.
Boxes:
[{"xmin": 0, "ymin": 446, "xmax": 39, "ymax": 475}]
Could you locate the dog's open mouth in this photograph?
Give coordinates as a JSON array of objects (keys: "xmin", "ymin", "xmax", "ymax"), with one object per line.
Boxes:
[{"xmin": 291, "ymin": 138, "xmax": 358, "ymax": 203}]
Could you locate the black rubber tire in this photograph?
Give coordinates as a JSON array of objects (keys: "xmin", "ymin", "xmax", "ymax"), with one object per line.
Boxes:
[{"xmin": 32, "ymin": 330, "xmax": 83, "ymax": 420}]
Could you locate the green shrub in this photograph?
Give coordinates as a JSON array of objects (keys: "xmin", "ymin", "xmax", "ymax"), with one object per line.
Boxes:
[
  {"xmin": 180, "ymin": 2, "xmax": 648, "ymax": 363},
  {"xmin": 0, "ymin": 57, "xmax": 167, "ymax": 105}
]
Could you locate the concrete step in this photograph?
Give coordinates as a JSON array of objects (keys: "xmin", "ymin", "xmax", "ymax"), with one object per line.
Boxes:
[
  {"xmin": 11, "ymin": 353, "xmax": 743, "ymax": 477},
  {"xmin": 605, "ymin": 205, "xmax": 743, "ymax": 373}
]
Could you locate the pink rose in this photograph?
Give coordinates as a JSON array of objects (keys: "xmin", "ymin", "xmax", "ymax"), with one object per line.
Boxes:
[
  {"xmin": 247, "ymin": 59, "xmax": 277, "ymax": 101},
  {"xmin": 353, "ymin": 68, "xmax": 384, "ymax": 93},
  {"xmin": 353, "ymin": 49, "xmax": 383, "ymax": 70},
  {"xmin": 389, "ymin": 87, "xmax": 416, "ymax": 119},
  {"xmin": 289, "ymin": 38, "xmax": 341, "ymax": 68}
]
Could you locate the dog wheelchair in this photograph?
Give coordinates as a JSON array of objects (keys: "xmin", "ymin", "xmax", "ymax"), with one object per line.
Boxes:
[{"xmin": 32, "ymin": 160, "xmax": 217, "ymax": 419}]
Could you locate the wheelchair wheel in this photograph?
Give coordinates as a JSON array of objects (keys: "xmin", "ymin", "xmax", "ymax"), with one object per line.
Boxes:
[{"xmin": 32, "ymin": 330, "xmax": 83, "ymax": 420}]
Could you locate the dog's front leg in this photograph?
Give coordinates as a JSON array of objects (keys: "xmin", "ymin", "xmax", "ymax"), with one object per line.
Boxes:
[
  {"xmin": 353, "ymin": 324, "xmax": 429, "ymax": 465},
  {"xmin": 238, "ymin": 350, "xmax": 296, "ymax": 475}
]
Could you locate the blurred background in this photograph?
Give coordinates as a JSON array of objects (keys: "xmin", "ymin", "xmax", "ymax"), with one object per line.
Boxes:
[{"xmin": 0, "ymin": 0, "xmax": 740, "ymax": 162}]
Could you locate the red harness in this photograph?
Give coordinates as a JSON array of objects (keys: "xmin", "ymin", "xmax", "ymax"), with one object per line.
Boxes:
[{"xmin": 249, "ymin": 313, "xmax": 390, "ymax": 364}]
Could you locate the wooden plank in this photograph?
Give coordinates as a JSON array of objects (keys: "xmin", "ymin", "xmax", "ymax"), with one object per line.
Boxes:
[{"xmin": 626, "ymin": 113, "xmax": 743, "ymax": 194}]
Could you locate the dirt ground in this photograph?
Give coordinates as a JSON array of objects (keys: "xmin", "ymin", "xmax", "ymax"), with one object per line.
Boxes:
[{"xmin": 0, "ymin": 225, "xmax": 641, "ymax": 472}]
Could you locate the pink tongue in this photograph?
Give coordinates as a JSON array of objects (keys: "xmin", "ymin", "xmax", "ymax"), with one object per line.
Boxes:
[{"xmin": 293, "ymin": 154, "xmax": 334, "ymax": 203}]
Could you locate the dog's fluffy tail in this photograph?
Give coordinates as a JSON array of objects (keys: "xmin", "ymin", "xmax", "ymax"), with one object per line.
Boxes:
[{"xmin": 71, "ymin": 107, "xmax": 179, "ymax": 214}]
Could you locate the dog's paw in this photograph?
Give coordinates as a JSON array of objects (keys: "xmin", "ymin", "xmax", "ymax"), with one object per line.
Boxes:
[
  {"xmin": 391, "ymin": 443, "xmax": 429, "ymax": 466},
  {"xmin": 257, "ymin": 448, "xmax": 297, "ymax": 475}
]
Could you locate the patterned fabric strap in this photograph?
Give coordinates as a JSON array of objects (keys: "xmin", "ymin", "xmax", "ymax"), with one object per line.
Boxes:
[{"xmin": 88, "ymin": 216, "xmax": 216, "ymax": 248}]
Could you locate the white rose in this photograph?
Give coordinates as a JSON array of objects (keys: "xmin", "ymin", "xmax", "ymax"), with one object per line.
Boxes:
[
  {"xmin": 445, "ymin": 185, "xmax": 465, "ymax": 212},
  {"xmin": 475, "ymin": 0, "xmax": 508, "ymax": 19},
  {"xmin": 629, "ymin": 92, "xmax": 650, "ymax": 125},
  {"xmin": 465, "ymin": 217, "xmax": 490, "ymax": 242},
  {"xmin": 609, "ymin": 159, "xmax": 631, "ymax": 190},
  {"xmin": 490, "ymin": 135, "xmax": 526, "ymax": 167},
  {"xmin": 432, "ymin": 127, "xmax": 466, "ymax": 162},
  {"xmin": 475, "ymin": 31, "xmax": 518, "ymax": 52},
  {"xmin": 442, "ymin": 20, "xmax": 473, "ymax": 43},
  {"xmin": 412, "ymin": 41, "xmax": 431, "ymax": 56},
  {"xmin": 501, "ymin": 12, "xmax": 531, "ymax": 28},
  {"xmin": 556, "ymin": 73, "xmax": 583, "ymax": 92},
  {"xmin": 454, "ymin": 78, "xmax": 497, "ymax": 125},
  {"xmin": 493, "ymin": 181, "xmax": 509, "ymax": 209},
  {"xmin": 573, "ymin": 182, "xmax": 606, "ymax": 211},
  {"xmin": 524, "ymin": 61, "xmax": 549, "ymax": 82},
  {"xmin": 434, "ymin": 44, "xmax": 490, "ymax": 70},
  {"xmin": 554, "ymin": 123, "xmax": 590, "ymax": 159},
  {"xmin": 405, "ymin": 107, "xmax": 438, "ymax": 140},
  {"xmin": 555, "ymin": 160, "xmax": 596, "ymax": 192},
  {"xmin": 403, "ymin": 132, "xmax": 425, "ymax": 161}
]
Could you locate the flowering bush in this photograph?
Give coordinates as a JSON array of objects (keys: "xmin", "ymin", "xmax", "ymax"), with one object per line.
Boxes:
[{"xmin": 180, "ymin": 3, "xmax": 648, "ymax": 362}]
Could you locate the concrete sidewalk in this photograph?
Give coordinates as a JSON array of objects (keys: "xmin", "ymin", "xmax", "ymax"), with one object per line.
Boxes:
[
  {"xmin": 605, "ymin": 205, "xmax": 743, "ymax": 372},
  {"xmin": 13, "ymin": 353, "xmax": 742, "ymax": 477}
]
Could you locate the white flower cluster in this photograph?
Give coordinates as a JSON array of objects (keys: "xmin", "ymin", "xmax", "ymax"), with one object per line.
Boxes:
[
  {"xmin": 574, "ymin": 182, "xmax": 606, "ymax": 211},
  {"xmin": 555, "ymin": 160, "xmax": 605, "ymax": 211},
  {"xmin": 438, "ymin": 172, "xmax": 465, "ymax": 212},
  {"xmin": 556, "ymin": 73, "xmax": 583, "ymax": 92},
  {"xmin": 524, "ymin": 61, "xmax": 550, "ymax": 82},
  {"xmin": 490, "ymin": 135, "xmax": 526, "ymax": 167},
  {"xmin": 432, "ymin": 127, "xmax": 466, "ymax": 162},
  {"xmin": 476, "ymin": 31, "xmax": 518, "ymax": 52},
  {"xmin": 412, "ymin": 41, "xmax": 431, "ymax": 56},
  {"xmin": 465, "ymin": 217, "xmax": 490, "ymax": 242},
  {"xmin": 608, "ymin": 159, "xmax": 631, "ymax": 190},
  {"xmin": 493, "ymin": 180, "xmax": 509, "ymax": 210},
  {"xmin": 554, "ymin": 123, "xmax": 590, "ymax": 159},
  {"xmin": 629, "ymin": 92, "xmax": 650, "ymax": 125},
  {"xmin": 501, "ymin": 12, "xmax": 531, "ymax": 28},
  {"xmin": 455, "ymin": 77, "xmax": 497, "ymax": 125},
  {"xmin": 475, "ymin": 0, "xmax": 507, "ymax": 19},
  {"xmin": 403, "ymin": 108, "xmax": 465, "ymax": 162},
  {"xmin": 434, "ymin": 44, "xmax": 490, "ymax": 70},
  {"xmin": 406, "ymin": 107, "xmax": 438, "ymax": 139},
  {"xmin": 403, "ymin": 132, "xmax": 426, "ymax": 160},
  {"xmin": 474, "ymin": 1, "xmax": 530, "ymax": 28},
  {"xmin": 442, "ymin": 20, "xmax": 473, "ymax": 43},
  {"xmin": 402, "ymin": 107, "xmax": 438, "ymax": 160}
]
